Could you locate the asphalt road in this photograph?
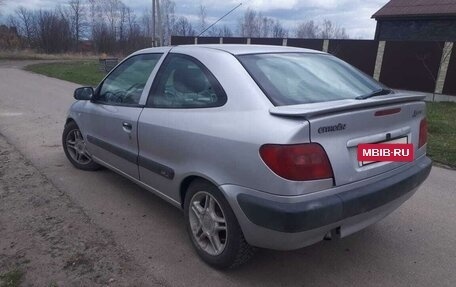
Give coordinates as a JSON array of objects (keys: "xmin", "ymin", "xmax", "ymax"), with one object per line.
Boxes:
[{"xmin": 0, "ymin": 63, "xmax": 455, "ymax": 286}]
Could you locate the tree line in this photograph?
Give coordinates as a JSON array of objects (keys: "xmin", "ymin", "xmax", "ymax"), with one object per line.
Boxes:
[{"xmin": 0, "ymin": 0, "xmax": 349, "ymax": 54}]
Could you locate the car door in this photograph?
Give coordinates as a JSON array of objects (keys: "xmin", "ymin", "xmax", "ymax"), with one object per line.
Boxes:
[
  {"xmin": 83, "ymin": 53, "xmax": 163, "ymax": 179},
  {"xmin": 137, "ymin": 53, "xmax": 227, "ymax": 201}
]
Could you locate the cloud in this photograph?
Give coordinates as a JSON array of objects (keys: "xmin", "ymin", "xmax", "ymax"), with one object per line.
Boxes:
[
  {"xmin": 0, "ymin": 0, "xmax": 65, "ymax": 18},
  {"xmin": 244, "ymin": 0, "xmax": 299, "ymax": 11}
]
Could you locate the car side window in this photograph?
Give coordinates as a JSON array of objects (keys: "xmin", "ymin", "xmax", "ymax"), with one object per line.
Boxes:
[
  {"xmin": 147, "ymin": 54, "xmax": 227, "ymax": 108},
  {"xmin": 96, "ymin": 53, "xmax": 162, "ymax": 106}
]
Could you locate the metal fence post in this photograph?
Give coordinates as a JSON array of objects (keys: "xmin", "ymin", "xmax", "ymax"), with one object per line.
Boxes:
[
  {"xmin": 373, "ymin": 41, "xmax": 386, "ymax": 81},
  {"xmin": 435, "ymin": 42, "xmax": 454, "ymax": 94},
  {"xmin": 322, "ymin": 40, "xmax": 329, "ymax": 52}
]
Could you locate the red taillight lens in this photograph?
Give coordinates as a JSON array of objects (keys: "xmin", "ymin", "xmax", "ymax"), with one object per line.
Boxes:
[
  {"xmin": 259, "ymin": 144, "xmax": 333, "ymax": 181},
  {"xmin": 419, "ymin": 118, "xmax": 428, "ymax": 148}
]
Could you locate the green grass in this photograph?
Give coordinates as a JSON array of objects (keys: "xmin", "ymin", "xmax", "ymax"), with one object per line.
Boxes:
[
  {"xmin": 427, "ymin": 102, "xmax": 456, "ymax": 168},
  {"xmin": 0, "ymin": 51, "xmax": 98, "ymax": 61},
  {"xmin": 0, "ymin": 270, "xmax": 23, "ymax": 287},
  {"xmin": 25, "ymin": 61, "xmax": 105, "ymax": 86}
]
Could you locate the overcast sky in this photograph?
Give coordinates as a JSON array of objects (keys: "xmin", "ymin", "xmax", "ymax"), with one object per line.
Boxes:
[{"xmin": 0, "ymin": 0, "xmax": 390, "ymax": 39}]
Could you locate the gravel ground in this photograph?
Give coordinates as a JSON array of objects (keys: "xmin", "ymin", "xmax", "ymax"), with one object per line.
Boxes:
[{"xmin": 0, "ymin": 134, "xmax": 158, "ymax": 287}]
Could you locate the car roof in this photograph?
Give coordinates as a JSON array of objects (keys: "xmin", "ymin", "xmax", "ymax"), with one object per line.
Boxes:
[
  {"xmin": 185, "ymin": 44, "xmax": 325, "ymax": 55},
  {"xmin": 135, "ymin": 44, "xmax": 324, "ymax": 56}
]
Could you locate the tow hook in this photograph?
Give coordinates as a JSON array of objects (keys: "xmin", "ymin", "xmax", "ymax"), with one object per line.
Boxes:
[{"xmin": 324, "ymin": 227, "xmax": 341, "ymax": 240}]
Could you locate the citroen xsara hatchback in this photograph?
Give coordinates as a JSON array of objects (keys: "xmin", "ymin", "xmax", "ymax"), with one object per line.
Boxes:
[{"xmin": 63, "ymin": 45, "xmax": 432, "ymax": 268}]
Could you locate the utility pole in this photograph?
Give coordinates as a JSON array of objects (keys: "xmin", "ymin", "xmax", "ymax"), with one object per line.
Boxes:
[
  {"xmin": 157, "ymin": 0, "xmax": 163, "ymax": 46},
  {"xmin": 152, "ymin": 0, "xmax": 156, "ymax": 46}
]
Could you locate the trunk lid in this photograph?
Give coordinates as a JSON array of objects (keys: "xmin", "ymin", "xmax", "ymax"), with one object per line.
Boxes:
[{"xmin": 270, "ymin": 93, "xmax": 427, "ymax": 186}]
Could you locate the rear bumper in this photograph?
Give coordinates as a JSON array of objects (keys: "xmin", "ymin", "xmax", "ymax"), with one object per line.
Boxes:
[{"xmin": 220, "ymin": 156, "xmax": 432, "ymax": 250}]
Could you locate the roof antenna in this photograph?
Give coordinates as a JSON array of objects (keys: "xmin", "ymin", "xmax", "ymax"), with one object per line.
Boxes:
[{"xmin": 197, "ymin": 3, "xmax": 243, "ymax": 37}]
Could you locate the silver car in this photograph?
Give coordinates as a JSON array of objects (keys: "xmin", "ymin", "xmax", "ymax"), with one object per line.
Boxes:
[{"xmin": 63, "ymin": 45, "xmax": 432, "ymax": 268}]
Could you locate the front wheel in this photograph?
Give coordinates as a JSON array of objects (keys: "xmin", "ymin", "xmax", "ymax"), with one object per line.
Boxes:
[
  {"xmin": 184, "ymin": 179, "xmax": 255, "ymax": 269},
  {"xmin": 62, "ymin": 121, "xmax": 101, "ymax": 171}
]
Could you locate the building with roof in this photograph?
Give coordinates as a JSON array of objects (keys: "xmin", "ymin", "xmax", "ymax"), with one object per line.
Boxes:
[{"xmin": 372, "ymin": 0, "xmax": 456, "ymax": 41}]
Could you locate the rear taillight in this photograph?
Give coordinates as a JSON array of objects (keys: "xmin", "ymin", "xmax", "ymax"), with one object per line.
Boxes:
[
  {"xmin": 419, "ymin": 118, "xmax": 428, "ymax": 148},
  {"xmin": 259, "ymin": 144, "xmax": 333, "ymax": 181}
]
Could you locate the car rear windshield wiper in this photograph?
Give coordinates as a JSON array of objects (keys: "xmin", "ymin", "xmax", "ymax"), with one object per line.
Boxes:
[{"xmin": 356, "ymin": 88, "xmax": 393, "ymax": 100}]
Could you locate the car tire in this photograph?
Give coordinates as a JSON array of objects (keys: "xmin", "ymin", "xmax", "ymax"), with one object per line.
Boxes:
[
  {"xmin": 184, "ymin": 179, "xmax": 255, "ymax": 269},
  {"xmin": 62, "ymin": 121, "xmax": 101, "ymax": 171}
]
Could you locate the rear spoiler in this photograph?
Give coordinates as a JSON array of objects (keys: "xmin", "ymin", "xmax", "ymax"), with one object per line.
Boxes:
[{"xmin": 269, "ymin": 93, "xmax": 426, "ymax": 119}]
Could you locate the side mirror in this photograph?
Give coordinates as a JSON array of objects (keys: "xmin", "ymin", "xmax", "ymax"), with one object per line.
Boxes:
[{"xmin": 74, "ymin": 87, "xmax": 94, "ymax": 101}]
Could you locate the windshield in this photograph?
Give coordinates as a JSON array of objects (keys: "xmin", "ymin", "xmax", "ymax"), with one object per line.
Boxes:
[{"xmin": 238, "ymin": 53, "xmax": 385, "ymax": 106}]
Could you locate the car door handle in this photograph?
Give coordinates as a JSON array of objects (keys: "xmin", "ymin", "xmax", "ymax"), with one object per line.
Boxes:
[{"xmin": 122, "ymin": 122, "xmax": 132, "ymax": 132}]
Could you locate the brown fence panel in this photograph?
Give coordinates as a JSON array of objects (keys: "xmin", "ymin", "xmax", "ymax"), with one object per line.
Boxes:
[
  {"xmin": 443, "ymin": 47, "xmax": 456, "ymax": 96},
  {"xmin": 250, "ymin": 37, "xmax": 283, "ymax": 45},
  {"xmin": 197, "ymin": 37, "xmax": 219, "ymax": 44},
  {"xmin": 223, "ymin": 37, "xmax": 248, "ymax": 44},
  {"xmin": 380, "ymin": 41, "xmax": 444, "ymax": 93},
  {"xmin": 171, "ymin": 36, "xmax": 194, "ymax": 45},
  {"xmin": 287, "ymin": 39, "xmax": 323, "ymax": 51},
  {"xmin": 328, "ymin": 40, "xmax": 378, "ymax": 76}
]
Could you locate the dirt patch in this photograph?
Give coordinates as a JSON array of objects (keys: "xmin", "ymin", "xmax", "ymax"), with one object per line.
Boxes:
[{"xmin": 0, "ymin": 134, "xmax": 156, "ymax": 286}]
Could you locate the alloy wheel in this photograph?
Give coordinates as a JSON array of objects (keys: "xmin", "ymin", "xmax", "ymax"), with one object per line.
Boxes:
[
  {"xmin": 65, "ymin": 129, "xmax": 92, "ymax": 165},
  {"xmin": 189, "ymin": 191, "xmax": 228, "ymax": 256}
]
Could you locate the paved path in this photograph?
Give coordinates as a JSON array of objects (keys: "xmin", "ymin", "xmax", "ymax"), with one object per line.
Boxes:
[{"xmin": 0, "ymin": 64, "xmax": 455, "ymax": 286}]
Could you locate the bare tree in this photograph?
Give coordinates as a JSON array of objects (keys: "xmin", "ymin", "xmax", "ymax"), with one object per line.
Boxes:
[
  {"xmin": 86, "ymin": 0, "xmax": 116, "ymax": 53},
  {"xmin": 13, "ymin": 7, "xmax": 36, "ymax": 48},
  {"xmin": 220, "ymin": 25, "xmax": 233, "ymax": 37},
  {"xmin": 92, "ymin": 21, "xmax": 119, "ymax": 53},
  {"xmin": 35, "ymin": 9, "xmax": 72, "ymax": 53},
  {"xmin": 125, "ymin": 8, "xmax": 148, "ymax": 53},
  {"xmin": 66, "ymin": 0, "xmax": 87, "ymax": 49},
  {"xmin": 320, "ymin": 19, "xmax": 348, "ymax": 39},
  {"xmin": 118, "ymin": 2, "xmax": 129, "ymax": 50},
  {"xmin": 5, "ymin": 0, "xmax": 154, "ymax": 54},
  {"xmin": 272, "ymin": 20, "xmax": 287, "ymax": 38},
  {"xmin": 103, "ymin": 0, "xmax": 121, "ymax": 34},
  {"xmin": 296, "ymin": 20, "xmax": 319, "ymax": 38},
  {"xmin": 259, "ymin": 16, "xmax": 274, "ymax": 37},
  {"xmin": 125, "ymin": 7, "xmax": 137, "ymax": 36},
  {"xmin": 141, "ymin": 9, "xmax": 151, "ymax": 39},
  {"xmin": 238, "ymin": 9, "xmax": 287, "ymax": 38},
  {"xmin": 88, "ymin": 0, "xmax": 102, "ymax": 29},
  {"xmin": 207, "ymin": 25, "xmax": 233, "ymax": 37},
  {"xmin": 198, "ymin": 4, "xmax": 207, "ymax": 34},
  {"xmin": 174, "ymin": 16, "xmax": 195, "ymax": 36},
  {"xmin": 238, "ymin": 9, "xmax": 259, "ymax": 37},
  {"xmin": 295, "ymin": 19, "xmax": 349, "ymax": 39}
]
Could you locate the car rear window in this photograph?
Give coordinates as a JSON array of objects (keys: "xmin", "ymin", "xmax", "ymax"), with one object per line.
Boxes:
[{"xmin": 238, "ymin": 53, "xmax": 384, "ymax": 106}]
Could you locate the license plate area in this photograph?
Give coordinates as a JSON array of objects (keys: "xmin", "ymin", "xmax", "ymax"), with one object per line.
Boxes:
[{"xmin": 358, "ymin": 136, "xmax": 408, "ymax": 166}]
